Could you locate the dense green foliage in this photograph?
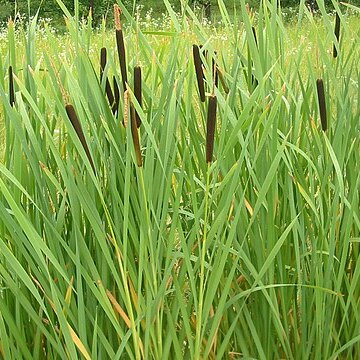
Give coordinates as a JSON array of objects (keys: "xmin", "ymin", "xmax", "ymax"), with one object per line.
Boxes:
[
  {"xmin": 0, "ymin": 0, "xmax": 360, "ymax": 359},
  {"xmin": 1, "ymin": 0, "xmax": 360, "ymax": 23}
]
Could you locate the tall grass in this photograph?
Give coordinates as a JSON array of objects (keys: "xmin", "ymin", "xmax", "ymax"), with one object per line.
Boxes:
[{"xmin": 0, "ymin": 0, "xmax": 359, "ymax": 359}]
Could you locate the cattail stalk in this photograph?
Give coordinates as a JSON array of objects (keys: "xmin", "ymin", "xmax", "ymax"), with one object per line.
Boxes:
[
  {"xmin": 65, "ymin": 104, "xmax": 96, "ymax": 172},
  {"xmin": 217, "ymin": 68, "xmax": 229, "ymax": 94},
  {"xmin": 206, "ymin": 95, "xmax": 217, "ymax": 163},
  {"xmin": 212, "ymin": 53, "xmax": 219, "ymax": 89},
  {"xmin": 114, "ymin": 4, "xmax": 128, "ymax": 92},
  {"xmin": 134, "ymin": 66, "xmax": 142, "ymax": 128},
  {"xmin": 9, "ymin": 66, "xmax": 15, "ymax": 107},
  {"xmin": 333, "ymin": 13, "xmax": 340, "ymax": 58},
  {"xmin": 193, "ymin": 45, "xmax": 206, "ymax": 102},
  {"xmin": 130, "ymin": 100, "xmax": 142, "ymax": 167},
  {"xmin": 316, "ymin": 79, "xmax": 327, "ymax": 131}
]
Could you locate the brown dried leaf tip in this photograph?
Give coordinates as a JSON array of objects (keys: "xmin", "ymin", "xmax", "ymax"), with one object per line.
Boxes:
[
  {"xmin": 206, "ymin": 95, "xmax": 218, "ymax": 163},
  {"xmin": 333, "ymin": 13, "xmax": 340, "ymax": 58},
  {"xmin": 316, "ymin": 79, "xmax": 327, "ymax": 132},
  {"xmin": 193, "ymin": 45, "xmax": 205, "ymax": 102},
  {"xmin": 65, "ymin": 104, "xmax": 96, "ymax": 172}
]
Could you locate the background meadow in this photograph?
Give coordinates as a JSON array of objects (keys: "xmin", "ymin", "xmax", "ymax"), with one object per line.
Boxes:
[{"xmin": 0, "ymin": 0, "xmax": 359, "ymax": 359}]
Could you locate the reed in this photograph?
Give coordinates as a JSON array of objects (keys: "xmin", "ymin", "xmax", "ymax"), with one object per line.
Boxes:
[
  {"xmin": 114, "ymin": 4, "xmax": 128, "ymax": 92},
  {"xmin": 134, "ymin": 66, "xmax": 142, "ymax": 128},
  {"xmin": 65, "ymin": 104, "xmax": 96, "ymax": 172},
  {"xmin": 193, "ymin": 44, "xmax": 206, "ymax": 102},
  {"xmin": 8, "ymin": 66, "xmax": 15, "ymax": 107},
  {"xmin": 205, "ymin": 94, "xmax": 217, "ymax": 163},
  {"xmin": 333, "ymin": 13, "xmax": 341, "ymax": 58},
  {"xmin": 316, "ymin": 78, "xmax": 328, "ymax": 131}
]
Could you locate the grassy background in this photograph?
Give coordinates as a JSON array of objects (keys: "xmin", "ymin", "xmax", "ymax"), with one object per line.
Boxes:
[{"xmin": 0, "ymin": 0, "xmax": 359, "ymax": 358}]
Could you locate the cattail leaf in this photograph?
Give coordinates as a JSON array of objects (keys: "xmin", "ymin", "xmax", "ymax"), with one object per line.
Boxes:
[
  {"xmin": 193, "ymin": 44, "xmax": 206, "ymax": 102},
  {"xmin": 65, "ymin": 104, "xmax": 96, "ymax": 172},
  {"xmin": 134, "ymin": 66, "xmax": 142, "ymax": 128},
  {"xmin": 316, "ymin": 79, "xmax": 328, "ymax": 131},
  {"xmin": 206, "ymin": 95, "xmax": 217, "ymax": 163}
]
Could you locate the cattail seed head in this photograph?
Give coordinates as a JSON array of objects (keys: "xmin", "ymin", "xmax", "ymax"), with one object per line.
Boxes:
[
  {"xmin": 100, "ymin": 47, "xmax": 107, "ymax": 81},
  {"xmin": 134, "ymin": 66, "xmax": 142, "ymax": 128},
  {"xmin": 130, "ymin": 100, "xmax": 142, "ymax": 167},
  {"xmin": 193, "ymin": 45, "xmax": 206, "ymax": 102},
  {"xmin": 316, "ymin": 79, "xmax": 328, "ymax": 132},
  {"xmin": 206, "ymin": 95, "xmax": 218, "ymax": 163},
  {"xmin": 252, "ymin": 26, "xmax": 258, "ymax": 47},
  {"xmin": 333, "ymin": 13, "xmax": 341, "ymax": 58},
  {"xmin": 9, "ymin": 66, "xmax": 15, "ymax": 107},
  {"xmin": 116, "ymin": 28, "xmax": 128, "ymax": 92},
  {"xmin": 113, "ymin": 76, "xmax": 120, "ymax": 114},
  {"xmin": 65, "ymin": 104, "xmax": 96, "ymax": 173}
]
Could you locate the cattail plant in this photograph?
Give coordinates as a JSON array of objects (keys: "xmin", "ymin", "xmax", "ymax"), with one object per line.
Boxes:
[
  {"xmin": 193, "ymin": 44, "xmax": 206, "ymax": 102},
  {"xmin": 316, "ymin": 79, "xmax": 327, "ymax": 131},
  {"xmin": 333, "ymin": 13, "xmax": 341, "ymax": 58},
  {"xmin": 206, "ymin": 94, "xmax": 218, "ymax": 163},
  {"xmin": 114, "ymin": 4, "xmax": 128, "ymax": 92},
  {"xmin": 134, "ymin": 66, "xmax": 142, "ymax": 128},
  {"xmin": 100, "ymin": 47, "xmax": 115, "ymax": 112},
  {"xmin": 250, "ymin": 27, "xmax": 259, "ymax": 89},
  {"xmin": 8, "ymin": 66, "xmax": 15, "ymax": 107},
  {"xmin": 65, "ymin": 104, "xmax": 96, "ymax": 172}
]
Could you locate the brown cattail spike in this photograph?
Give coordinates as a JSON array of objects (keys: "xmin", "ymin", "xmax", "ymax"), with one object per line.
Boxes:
[
  {"xmin": 116, "ymin": 29, "xmax": 128, "ymax": 91},
  {"xmin": 100, "ymin": 47, "xmax": 106, "ymax": 81},
  {"xmin": 193, "ymin": 45, "xmax": 206, "ymax": 102},
  {"xmin": 333, "ymin": 13, "xmax": 340, "ymax": 58},
  {"xmin": 316, "ymin": 79, "xmax": 327, "ymax": 132},
  {"xmin": 134, "ymin": 66, "xmax": 142, "ymax": 128},
  {"xmin": 113, "ymin": 76, "xmax": 120, "ymax": 114},
  {"xmin": 65, "ymin": 104, "xmax": 96, "ymax": 172},
  {"xmin": 252, "ymin": 26, "xmax": 258, "ymax": 47},
  {"xmin": 99, "ymin": 48, "xmax": 116, "ymax": 112},
  {"xmin": 206, "ymin": 95, "xmax": 217, "ymax": 163},
  {"xmin": 212, "ymin": 52, "xmax": 218, "ymax": 89},
  {"xmin": 130, "ymin": 101, "xmax": 142, "ymax": 167},
  {"xmin": 9, "ymin": 66, "xmax": 15, "ymax": 107}
]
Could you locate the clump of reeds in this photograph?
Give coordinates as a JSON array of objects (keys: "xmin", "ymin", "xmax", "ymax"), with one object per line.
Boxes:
[
  {"xmin": 114, "ymin": 4, "xmax": 128, "ymax": 92},
  {"xmin": 100, "ymin": 47, "xmax": 116, "ymax": 113},
  {"xmin": 206, "ymin": 94, "xmax": 218, "ymax": 163},
  {"xmin": 333, "ymin": 13, "xmax": 341, "ymax": 58},
  {"xmin": 193, "ymin": 44, "xmax": 206, "ymax": 102},
  {"xmin": 134, "ymin": 66, "xmax": 142, "ymax": 128},
  {"xmin": 65, "ymin": 104, "xmax": 96, "ymax": 172},
  {"xmin": 8, "ymin": 66, "xmax": 15, "ymax": 107},
  {"xmin": 316, "ymin": 79, "xmax": 327, "ymax": 131}
]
